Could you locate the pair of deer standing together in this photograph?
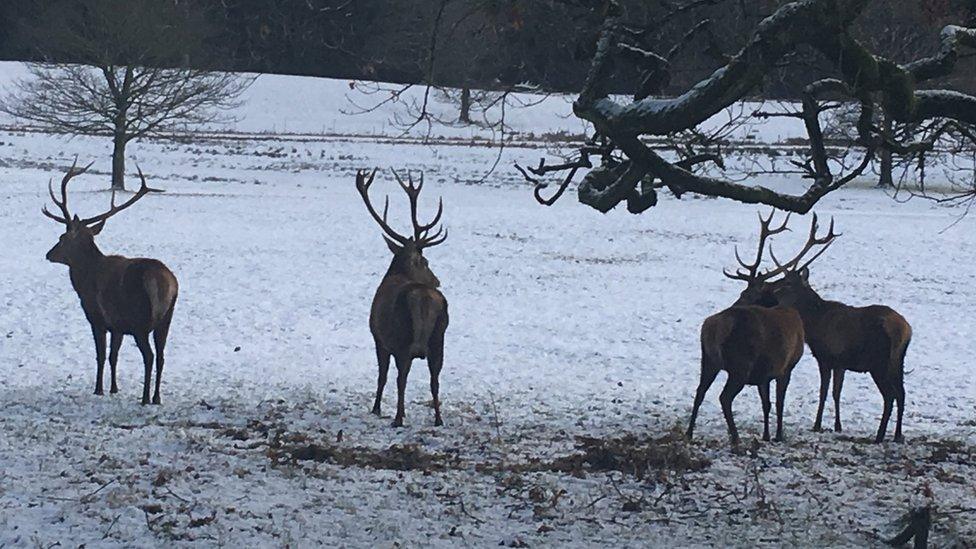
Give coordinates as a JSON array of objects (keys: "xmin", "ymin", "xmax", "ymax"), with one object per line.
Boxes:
[
  {"xmin": 42, "ymin": 162, "xmax": 447, "ymax": 428},
  {"xmin": 686, "ymin": 211, "xmax": 913, "ymax": 445},
  {"xmin": 42, "ymin": 159, "xmax": 911, "ymax": 441}
]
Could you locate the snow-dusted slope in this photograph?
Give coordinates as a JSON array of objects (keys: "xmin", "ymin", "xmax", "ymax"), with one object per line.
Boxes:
[{"xmin": 0, "ymin": 64, "xmax": 974, "ymax": 546}]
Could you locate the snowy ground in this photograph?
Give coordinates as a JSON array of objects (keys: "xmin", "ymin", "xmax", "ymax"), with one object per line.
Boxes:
[{"xmin": 1, "ymin": 66, "xmax": 975, "ymax": 547}]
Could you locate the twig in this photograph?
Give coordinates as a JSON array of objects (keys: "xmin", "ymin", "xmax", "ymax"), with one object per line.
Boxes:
[{"xmin": 101, "ymin": 514, "xmax": 122, "ymax": 539}]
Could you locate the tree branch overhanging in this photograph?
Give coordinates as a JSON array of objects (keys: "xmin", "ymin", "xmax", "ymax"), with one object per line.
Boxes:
[{"xmin": 521, "ymin": 0, "xmax": 976, "ymax": 214}]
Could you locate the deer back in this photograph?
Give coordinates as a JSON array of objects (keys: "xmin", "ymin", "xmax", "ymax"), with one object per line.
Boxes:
[
  {"xmin": 794, "ymin": 297, "xmax": 910, "ymax": 370},
  {"xmin": 370, "ymin": 274, "xmax": 447, "ymax": 354},
  {"xmin": 82, "ymin": 256, "xmax": 178, "ymax": 333},
  {"xmin": 702, "ymin": 305, "xmax": 804, "ymax": 380}
]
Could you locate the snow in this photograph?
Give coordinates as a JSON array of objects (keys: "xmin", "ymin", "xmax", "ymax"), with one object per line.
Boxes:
[{"xmin": 0, "ymin": 61, "xmax": 975, "ymax": 547}]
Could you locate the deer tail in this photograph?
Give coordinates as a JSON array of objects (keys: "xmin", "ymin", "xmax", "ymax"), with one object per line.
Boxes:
[
  {"xmin": 144, "ymin": 268, "xmax": 178, "ymax": 325},
  {"xmin": 406, "ymin": 289, "xmax": 443, "ymax": 359},
  {"xmin": 701, "ymin": 312, "xmax": 734, "ymax": 370},
  {"xmin": 882, "ymin": 313, "xmax": 912, "ymax": 378}
]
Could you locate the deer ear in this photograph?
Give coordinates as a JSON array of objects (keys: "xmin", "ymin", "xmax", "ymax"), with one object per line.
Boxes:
[
  {"xmin": 89, "ymin": 220, "xmax": 105, "ymax": 235},
  {"xmin": 383, "ymin": 235, "xmax": 401, "ymax": 254}
]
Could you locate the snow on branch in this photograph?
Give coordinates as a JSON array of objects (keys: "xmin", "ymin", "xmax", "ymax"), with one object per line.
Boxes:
[{"xmin": 525, "ymin": 0, "xmax": 976, "ymax": 214}]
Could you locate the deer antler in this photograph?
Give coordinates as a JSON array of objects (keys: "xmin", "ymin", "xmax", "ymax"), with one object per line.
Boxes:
[
  {"xmin": 41, "ymin": 157, "xmax": 94, "ymax": 224},
  {"xmin": 389, "ymin": 169, "xmax": 446, "ymax": 247},
  {"xmin": 723, "ymin": 209, "xmax": 791, "ymax": 282},
  {"xmin": 768, "ymin": 213, "xmax": 840, "ymax": 274},
  {"xmin": 78, "ymin": 165, "xmax": 163, "ymax": 226},
  {"xmin": 355, "ymin": 168, "xmax": 410, "ymax": 246}
]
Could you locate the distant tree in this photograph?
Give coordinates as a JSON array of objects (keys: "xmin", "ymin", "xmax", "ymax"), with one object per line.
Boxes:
[{"xmin": 0, "ymin": 0, "xmax": 252, "ymax": 190}]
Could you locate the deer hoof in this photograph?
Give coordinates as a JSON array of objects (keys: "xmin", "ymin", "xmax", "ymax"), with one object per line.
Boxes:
[
  {"xmin": 141, "ymin": 397, "xmax": 150, "ymax": 405},
  {"xmin": 434, "ymin": 417, "xmax": 443, "ymax": 427},
  {"xmin": 110, "ymin": 387, "xmax": 119, "ymax": 394},
  {"xmin": 894, "ymin": 434, "xmax": 904, "ymax": 443},
  {"xmin": 812, "ymin": 425, "xmax": 822, "ymax": 433},
  {"xmin": 94, "ymin": 389, "xmax": 104, "ymax": 396},
  {"xmin": 371, "ymin": 406, "xmax": 381, "ymax": 416},
  {"xmin": 391, "ymin": 418, "xmax": 404, "ymax": 428},
  {"xmin": 152, "ymin": 396, "xmax": 161, "ymax": 405}
]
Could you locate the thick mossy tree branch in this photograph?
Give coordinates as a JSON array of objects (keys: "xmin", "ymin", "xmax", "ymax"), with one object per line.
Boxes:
[{"xmin": 556, "ymin": 0, "xmax": 976, "ymax": 214}]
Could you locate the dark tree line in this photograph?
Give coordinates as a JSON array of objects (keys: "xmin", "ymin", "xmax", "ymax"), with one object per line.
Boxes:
[{"xmin": 2, "ymin": 0, "xmax": 974, "ymax": 97}]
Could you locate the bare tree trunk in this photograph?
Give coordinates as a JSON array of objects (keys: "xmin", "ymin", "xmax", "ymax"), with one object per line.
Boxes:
[
  {"xmin": 878, "ymin": 114, "xmax": 894, "ymax": 188},
  {"xmin": 459, "ymin": 87, "xmax": 472, "ymax": 124},
  {"xmin": 111, "ymin": 113, "xmax": 127, "ymax": 191},
  {"xmin": 111, "ymin": 134, "xmax": 127, "ymax": 191}
]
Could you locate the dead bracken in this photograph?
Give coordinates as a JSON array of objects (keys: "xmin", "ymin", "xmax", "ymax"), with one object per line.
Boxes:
[
  {"xmin": 546, "ymin": 432, "xmax": 710, "ymax": 478},
  {"xmin": 272, "ymin": 442, "xmax": 456, "ymax": 472}
]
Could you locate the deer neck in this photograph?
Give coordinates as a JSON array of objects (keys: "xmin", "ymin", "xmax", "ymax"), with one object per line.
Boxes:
[
  {"xmin": 67, "ymin": 243, "xmax": 107, "ymax": 297},
  {"xmin": 788, "ymin": 289, "xmax": 829, "ymax": 325}
]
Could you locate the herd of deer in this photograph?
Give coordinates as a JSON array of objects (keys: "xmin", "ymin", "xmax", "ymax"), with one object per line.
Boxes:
[{"xmin": 40, "ymin": 161, "xmax": 911, "ymax": 445}]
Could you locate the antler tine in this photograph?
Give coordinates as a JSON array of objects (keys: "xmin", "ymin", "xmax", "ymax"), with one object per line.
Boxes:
[
  {"xmin": 423, "ymin": 226, "xmax": 448, "ymax": 248},
  {"xmin": 763, "ymin": 213, "xmax": 840, "ymax": 277},
  {"xmin": 78, "ymin": 164, "xmax": 163, "ymax": 226},
  {"xmin": 390, "ymin": 168, "xmax": 446, "ymax": 245},
  {"xmin": 727, "ymin": 209, "xmax": 791, "ymax": 282},
  {"xmin": 42, "ymin": 158, "xmax": 94, "ymax": 224},
  {"xmin": 797, "ymin": 216, "xmax": 840, "ymax": 271},
  {"xmin": 356, "ymin": 168, "xmax": 410, "ymax": 245}
]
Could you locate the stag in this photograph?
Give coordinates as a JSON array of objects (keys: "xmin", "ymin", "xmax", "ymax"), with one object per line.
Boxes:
[
  {"xmin": 767, "ymin": 215, "xmax": 912, "ymax": 443},
  {"xmin": 687, "ymin": 211, "xmax": 805, "ymax": 444},
  {"xmin": 355, "ymin": 168, "xmax": 449, "ymax": 427},
  {"xmin": 42, "ymin": 160, "xmax": 178, "ymax": 405}
]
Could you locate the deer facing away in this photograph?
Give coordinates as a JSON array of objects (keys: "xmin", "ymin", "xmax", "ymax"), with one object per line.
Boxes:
[
  {"xmin": 766, "ymin": 215, "xmax": 912, "ymax": 443},
  {"xmin": 687, "ymin": 211, "xmax": 805, "ymax": 445},
  {"xmin": 43, "ymin": 161, "xmax": 178, "ymax": 405},
  {"xmin": 355, "ymin": 169, "xmax": 449, "ymax": 427}
]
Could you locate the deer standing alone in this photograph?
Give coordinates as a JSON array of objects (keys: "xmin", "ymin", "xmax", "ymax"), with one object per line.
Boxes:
[
  {"xmin": 43, "ymin": 160, "xmax": 178, "ymax": 405},
  {"xmin": 767, "ymin": 215, "xmax": 912, "ymax": 443},
  {"xmin": 687, "ymin": 211, "xmax": 805, "ymax": 444},
  {"xmin": 355, "ymin": 169, "xmax": 449, "ymax": 427}
]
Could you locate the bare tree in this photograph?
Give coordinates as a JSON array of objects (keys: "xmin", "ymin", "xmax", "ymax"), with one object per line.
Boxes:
[
  {"xmin": 520, "ymin": 0, "xmax": 976, "ymax": 213},
  {"xmin": 0, "ymin": 0, "xmax": 253, "ymax": 190}
]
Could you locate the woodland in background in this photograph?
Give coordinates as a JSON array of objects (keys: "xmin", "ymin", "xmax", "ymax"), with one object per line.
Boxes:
[{"xmin": 1, "ymin": 0, "xmax": 974, "ymax": 98}]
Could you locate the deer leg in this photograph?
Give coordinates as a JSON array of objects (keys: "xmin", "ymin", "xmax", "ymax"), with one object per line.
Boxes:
[
  {"xmin": 871, "ymin": 370, "xmax": 894, "ymax": 443},
  {"xmin": 372, "ymin": 344, "xmax": 391, "ymax": 416},
  {"xmin": 134, "ymin": 334, "xmax": 154, "ymax": 406},
  {"xmin": 832, "ymin": 367, "xmax": 845, "ymax": 432},
  {"xmin": 686, "ymin": 360, "xmax": 720, "ymax": 440},
  {"xmin": 91, "ymin": 325, "xmax": 107, "ymax": 396},
  {"xmin": 719, "ymin": 375, "xmax": 746, "ymax": 446},
  {"xmin": 108, "ymin": 331, "xmax": 123, "ymax": 394},
  {"xmin": 813, "ymin": 364, "xmax": 831, "ymax": 432},
  {"xmin": 774, "ymin": 372, "xmax": 791, "ymax": 442},
  {"xmin": 427, "ymin": 334, "xmax": 444, "ymax": 427},
  {"xmin": 151, "ymin": 316, "xmax": 171, "ymax": 405},
  {"xmin": 758, "ymin": 381, "xmax": 772, "ymax": 442},
  {"xmin": 893, "ymin": 372, "xmax": 905, "ymax": 443},
  {"xmin": 392, "ymin": 355, "xmax": 412, "ymax": 428}
]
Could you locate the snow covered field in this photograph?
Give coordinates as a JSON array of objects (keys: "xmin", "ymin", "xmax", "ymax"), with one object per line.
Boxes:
[{"xmin": 1, "ymin": 66, "xmax": 975, "ymax": 547}]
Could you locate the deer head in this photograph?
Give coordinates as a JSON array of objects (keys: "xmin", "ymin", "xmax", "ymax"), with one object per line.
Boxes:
[
  {"xmin": 355, "ymin": 168, "xmax": 447, "ymax": 287},
  {"xmin": 725, "ymin": 209, "xmax": 792, "ymax": 307},
  {"xmin": 767, "ymin": 213, "xmax": 840, "ymax": 307},
  {"xmin": 43, "ymin": 159, "xmax": 161, "ymax": 266}
]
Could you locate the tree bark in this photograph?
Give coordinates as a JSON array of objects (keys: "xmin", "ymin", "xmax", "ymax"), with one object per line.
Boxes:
[
  {"xmin": 111, "ymin": 134, "xmax": 127, "ymax": 191},
  {"xmin": 878, "ymin": 114, "xmax": 894, "ymax": 188},
  {"xmin": 111, "ymin": 112, "xmax": 127, "ymax": 191},
  {"xmin": 459, "ymin": 87, "xmax": 472, "ymax": 124}
]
